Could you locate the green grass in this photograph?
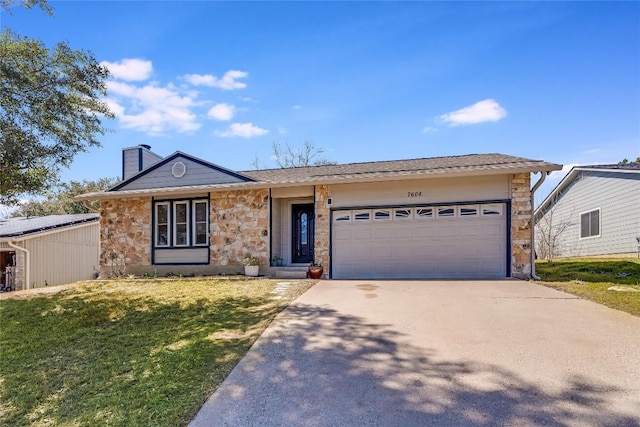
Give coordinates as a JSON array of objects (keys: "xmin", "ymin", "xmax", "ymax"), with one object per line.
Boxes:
[
  {"xmin": 536, "ymin": 258, "xmax": 640, "ymax": 316},
  {"xmin": 0, "ymin": 278, "xmax": 316, "ymax": 427}
]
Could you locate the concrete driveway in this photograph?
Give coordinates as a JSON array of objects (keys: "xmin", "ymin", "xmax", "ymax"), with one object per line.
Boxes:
[{"xmin": 190, "ymin": 280, "xmax": 640, "ymax": 427}]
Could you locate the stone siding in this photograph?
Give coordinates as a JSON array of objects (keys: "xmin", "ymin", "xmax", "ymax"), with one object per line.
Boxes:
[
  {"xmin": 13, "ymin": 247, "xmax": 25, "ymax": 290},
  {"xmin": 511, "ymin": 173, "xmax": 532, "ymax": 278},
  {"xmin": 313, "ymin": 185, "xmax": 330, "ymax": 278},
  {"xmin": 100, "ymin": 197, "xmax": 151, "ymax": 277},
  {"xmin": 210, "ymin": 189, "xmax": 269, "ymax": 267}
]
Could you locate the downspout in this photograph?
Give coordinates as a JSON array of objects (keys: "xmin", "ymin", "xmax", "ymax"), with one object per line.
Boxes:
[
  {"xmin": 7, "ymin": 240, "xmax": 30, "ymax": 290},
  {"xmin": 530, "ymin": 171, "xmax": 549, "ymax": 280}
]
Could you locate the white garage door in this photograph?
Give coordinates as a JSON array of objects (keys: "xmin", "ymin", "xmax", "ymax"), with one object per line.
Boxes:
[{"xmin": 331, "ymin": 203, "xmax": 507, "ymax": 279}]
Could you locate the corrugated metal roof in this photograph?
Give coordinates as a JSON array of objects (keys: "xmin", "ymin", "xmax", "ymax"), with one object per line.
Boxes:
[{"xmin": 0, "ymin": 214, "xmax": 99, "ymax": 239}]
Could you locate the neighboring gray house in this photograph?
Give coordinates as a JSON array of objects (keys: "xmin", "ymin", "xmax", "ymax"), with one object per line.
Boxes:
[
  {"xmin": 534, "ymin": 163, "xmax": 640, "ymax": 259},
  {"xmin": 78, "ymin": 145, "xmax": 561, "ymax": 280},
  {"xmin": 0, "ymin": 214, "xmax": 100, "ymax": 290}
]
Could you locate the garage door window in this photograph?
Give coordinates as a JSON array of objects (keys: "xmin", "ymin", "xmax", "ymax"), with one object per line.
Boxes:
[
  {"xmin": 437, "ymin": 207, "xmax": 456, "ymax": 218},
  {"xmin": 374, "ymin": 209, "xmax": 391, "ymax": 220},
  {"xmin": 482, "ymin": 204, "xmax": 503, "ymax": 216},
  {"xmin": 416, "ymin": 207, "xmax": 433, "ymax": 218},
  {"xmin": 334, "ymin": 212, "xmax": 351, "ymax": 222},
  {"xmin": 394, "ymin": 208, "xmax": 413, "ymax": 220},
  {"xmin": 354, "ymin": 210, "xmax": 371, "ymax": 221},
  {"xmin": 460, "ymin": 205, "xmax": 479, "ymax": 217}
]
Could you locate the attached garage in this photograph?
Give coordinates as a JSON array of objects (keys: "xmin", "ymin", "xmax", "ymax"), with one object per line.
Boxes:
[{"xmin": 331, "ymin": 202, "xmax": 508, "ymax": 279}]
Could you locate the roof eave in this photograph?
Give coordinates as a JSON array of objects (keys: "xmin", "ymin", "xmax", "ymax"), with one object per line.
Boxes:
[{"xmin": 76, "ymin": 164, "xmax": 562, "ymax": 201}]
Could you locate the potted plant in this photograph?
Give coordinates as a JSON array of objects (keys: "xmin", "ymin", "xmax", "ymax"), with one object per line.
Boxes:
[
  {"xmin": 272, "ymin": 255, "xmax": 284, "ymax": 266},
  {"xmin": 242, "ymin": 255, "xmax": 260, "ymax": 277},
  {"xmin": 308, "ymin": 260, "xmax": 324, "ymax": 279}
]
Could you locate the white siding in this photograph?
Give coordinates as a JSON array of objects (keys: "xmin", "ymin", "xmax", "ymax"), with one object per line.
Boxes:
[
  {"xmin": 24, "ymin": 223, "xmax": 99, "ymax": 288},
  {"xmin": 537, "ymin": 172, "xmax": 640, "ymax": 257},
  {"xmin": 119, "ymin": 156, "xmax": 246, "ymax": 191},
  {"xmin": 154, "ymin": 248, "xmax": 208, "ymax": 264},
  {"xmin": 329, "ymin": 175, "xmax": 510, "ymax": 208}
]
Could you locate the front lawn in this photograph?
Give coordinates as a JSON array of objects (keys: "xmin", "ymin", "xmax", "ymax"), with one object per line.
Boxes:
[
  {"xmin": 0, "ymin": 278, "xmax": 315, "ymax": 426},
  {"xmin": 535, "ymin": 258, "xmax": 640, "ymax": 316}
]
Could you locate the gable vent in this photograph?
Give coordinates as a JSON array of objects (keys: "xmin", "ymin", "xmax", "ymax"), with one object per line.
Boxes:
[{"xmin": 172, "ymin": 161, "xmax": 187, "ymax": 178}]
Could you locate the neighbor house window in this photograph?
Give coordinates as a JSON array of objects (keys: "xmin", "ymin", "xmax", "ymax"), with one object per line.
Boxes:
[
  {"xmin": 580, "ymin": 209, "xmax": 600, "ymax": 239},
  {"xmin": 154, "ymin": 199, "xmax": 209, "ymax": 247}
]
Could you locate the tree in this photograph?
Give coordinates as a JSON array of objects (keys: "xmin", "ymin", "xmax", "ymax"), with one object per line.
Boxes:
[
  {"xmin": 0, "ymin": 0, "xmax": 113, "ymax": 205},
  {"xmin": 271, "ymin": 141, "xmax": 336, "ymax": 168},
  {"xmin": 10, "ymin": 177, "xmax": 118, "ymax": 217},
  {"xmin": 535, "ymin": 204, "xmax": 575, "ymax": 262}
]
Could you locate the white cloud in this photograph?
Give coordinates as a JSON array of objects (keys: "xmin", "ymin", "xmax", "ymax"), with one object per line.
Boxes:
[
  {"xmin": 184, "ymin": 70, "xmax": 248, "ymax": 90},
  {"xmin": 277, "ymin": 126, "xmax": 288, "ymax": 134},
  {"xmin": 583, "ymin": 148, "xmax": 601, "ymax": 155},
  {"xmin": 240, "ymin": 97, "xmax": 258, "ymax": 103},
  {"xmin": 292, "ymin": 105, "xmax": 302, "ymax": 110},
  {"xmin": 440, "ymin": 99, "xmax": 507, "ymax": 126},
  {"xmin": 106, "ymin": 80, "xmax": 200, "ymax": 134},
  {"xmin": 422, "ymin": 126, "xmax": 436, "ymax": 134},
  {"xmin": 215, "ymin": 123, "xmax": 269, "ymax": 138},
  {"xmin": 101, "ymin": 58, "xmax": 153, "ymax": 81},
  {"xmin": 207, "ymin": 103, "xmax": 236, "ymax": 121},
  {"xmin": 548, "ymin": 163, "xmax": 577, "ymax": 180}
]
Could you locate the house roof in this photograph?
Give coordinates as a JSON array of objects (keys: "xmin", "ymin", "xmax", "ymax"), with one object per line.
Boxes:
[
  {"xmin": 0, "ymin": 214, "xmax": 99, "ymax": 240},
  {"xmin": 75, "ymin": 152, "xmax": 562, "ymax": 200},
  {"xmin": 535, "ymin": 162, "xmax": 640, "ymax": 218}
]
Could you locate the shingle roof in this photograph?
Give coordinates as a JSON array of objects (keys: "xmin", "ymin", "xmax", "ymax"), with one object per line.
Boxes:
[
  {"xmin": 75, "ymin": 152, "xmax": 561, "ymax": 200},
  {"xmin": 241, "ymin": 153, "xmax": 560, "ymax": 183},
  {"xmin": 579, "ymin": 162, "xmax": 640, "ymax": 171},
  {"xmin": 0, "ymin": 214, "xmax": 99, "ymax": 239}
]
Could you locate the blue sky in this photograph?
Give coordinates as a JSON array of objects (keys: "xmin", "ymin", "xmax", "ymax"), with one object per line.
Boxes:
[{"xmin": 4, "ymin": 1, "xmax": 639, "ymax": 202}]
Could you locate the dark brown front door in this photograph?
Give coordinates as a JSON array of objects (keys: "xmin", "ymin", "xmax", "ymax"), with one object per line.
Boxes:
[{"xmin": 292, "ymin": 204, "xmax": 314, "ymax": 263}]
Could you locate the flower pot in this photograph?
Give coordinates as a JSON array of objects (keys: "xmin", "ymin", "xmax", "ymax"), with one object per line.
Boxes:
[
  {"xmin": 308, "ymin": 266, "xmax": 323, "ymax": 279},
  {"xmin": 244, "ymin": 265, "xmax": 259, "ymax": 277}
]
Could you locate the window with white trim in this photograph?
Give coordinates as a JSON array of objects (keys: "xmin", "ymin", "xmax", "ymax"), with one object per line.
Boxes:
[
  {"xmin": 154, "ymin": 199, "xmax": 209, "ymax": 248},
  {"xmin": 353, "ymin": 210, "xmax": 371, "ymax": 221},
  {"xmin": 193, "ymin": 201, "xmax": 209, "ymax": 245},
  {"xmin": 334, "ymin": 212, "xmax": 351, "ymax": 222},
  {"xmin": 580, "ymin": 209, "xmax": 600, "ymax": 239},
  {"xmin": 481, "ymin": 204, "xmax": 503, "ymax": 216},
  {"xmin": 459, "ymin": 205, "xmax": 479, "ymax": 217},
  {"xmin": 173, "ymin": 202, "xmax": 189, "ymax": 246},
  {"xmin": 415, "ymin": 207, "xmax": 433, "ymax": 218},
  {"xmin": 155, "ymin": 202, "xmax": 170, "ymax": 247},
  {"xmin": 437, "ymin": 206, "xmax": 456, "ymax": 218},
  {"xmin": 374, "ymin": 209, "xmax": 391, "ymax": 220},
  {"xmin": 394, "ymin": 208, "xmax": 413, "ymax": 220}
]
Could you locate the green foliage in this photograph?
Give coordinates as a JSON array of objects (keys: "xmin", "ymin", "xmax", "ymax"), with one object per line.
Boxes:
[
  {"xmin": 0, "ymin": 1, "xmax": 113, "ymax": 205},
  {"xmin": 0, "ymin": 278, "xmax": 316, "ymax": 426},
  {"xmin": 0, "ymin": 0, "xmax": 52, "ymax": 15},
  {"xmin": 536, "ymin": 259, "xmax": 640, "ymax": 316},
  {"xmin": 10, "ymin": 177, "xmax": 118, "ymax": 216}
]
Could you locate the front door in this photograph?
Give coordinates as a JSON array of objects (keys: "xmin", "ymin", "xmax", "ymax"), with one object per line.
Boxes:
[{"xmin": 292, "ymin": 204, "xmax": 314, "ymax": 263}]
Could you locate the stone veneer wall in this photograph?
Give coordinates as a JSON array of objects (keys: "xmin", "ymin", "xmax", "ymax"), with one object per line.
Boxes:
[
  {"xmin": 13, "ymin": 247, "xmax": 25, "ymax": 290},
  {"xmin": 100, "ymin": 197, "xmax": 151, "ymax": 278},
  {"xmin": 511, "ymin": 173, "xmax": 532, "ymax": 278},
  {"xmin": 210, "ymin": 189, "xmax": 269, "ymax": 267},
  {"xmin": 314, "ymin": 185, "xmax": 330, "ymax": 278}
]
